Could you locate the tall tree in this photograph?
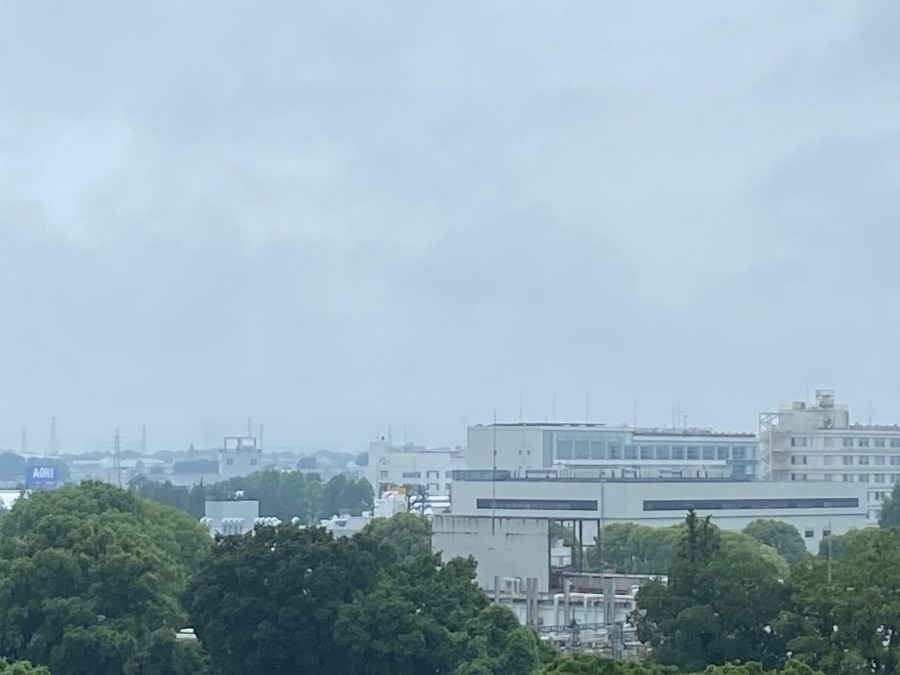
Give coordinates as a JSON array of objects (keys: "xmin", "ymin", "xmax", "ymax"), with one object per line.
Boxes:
[
  {"xmin": 634, "ymin": 512, "xmax": 789, "ymax": 672},
  {"xmin": 877, "ymin": 482, "xmax": 900, "ymax": 533}
]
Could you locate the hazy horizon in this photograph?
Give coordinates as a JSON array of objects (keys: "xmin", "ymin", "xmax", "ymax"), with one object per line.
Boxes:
[{"xmin": 2, "ymin": 3, "xmax": 898, "ymax": 453}]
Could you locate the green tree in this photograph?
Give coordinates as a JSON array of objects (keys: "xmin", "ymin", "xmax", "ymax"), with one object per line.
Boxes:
[
  {"xmin": 878, "ymin": 482, "xmax": 900, "ymax": 533},
  {"xmin": 634, "ymin": 512, "xmax": 788, "ymax": 672},
  {"xmin": 0, "ymin": 660, "xmax": 51, "ymax": 674},
  {"xmin": 587, "ymin": 523, "xmax": 682, "ymax": 575},
  {"xmin": 742, "ymin": 520, "xmax": 808, "ymax": 567},
  {"xmin": 184, "ymin": 525, "xmax": 390, "ymax": 674},
  {"xmin": 0, "ymin": 481, "xmax": 212, "ymax": 674},
  {"xmin": 362, "ymin": 512, "xmax": 433, "ymax": 562},
  {"xmin": 777, "ymin": 527, "xmax": 900, "ymax": 674}
]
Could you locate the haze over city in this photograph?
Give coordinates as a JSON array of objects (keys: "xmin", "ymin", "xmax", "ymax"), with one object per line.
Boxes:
[{"xmin": 1, "ymin": 2, "xmax": 898, "ymax": 452}]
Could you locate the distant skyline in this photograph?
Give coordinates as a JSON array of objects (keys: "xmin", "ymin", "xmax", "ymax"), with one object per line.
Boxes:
[{"xmin": 1, "ymin": 3, "xmax": 898, "ymax": 453}]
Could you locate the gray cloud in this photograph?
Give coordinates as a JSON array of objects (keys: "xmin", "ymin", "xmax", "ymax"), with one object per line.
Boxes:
[{"xmin": 0, "ymin": 2, "xmax": 897, "ymax": 451}]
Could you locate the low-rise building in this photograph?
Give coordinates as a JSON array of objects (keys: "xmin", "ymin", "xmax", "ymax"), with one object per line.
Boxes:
[{"xmin": 361, "ymin": 439, "xmax": 466, "ymax": 498}]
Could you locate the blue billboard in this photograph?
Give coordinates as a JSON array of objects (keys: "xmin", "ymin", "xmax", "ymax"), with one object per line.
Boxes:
[{"xmin": 25, "ymin": 465, "xmax": 58, "ymax": 490}]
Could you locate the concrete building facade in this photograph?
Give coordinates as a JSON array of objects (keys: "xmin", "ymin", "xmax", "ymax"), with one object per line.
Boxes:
[
  {"xmin": 362, "ymin": 440, "xmax": 466, "ymax": 498},
  {"xmin": 759, "ymin": 389, "xmax": 900, "ymax": 521},
  {"xmin": 218, "ymin": 436, "xmax": 263, "ymax": 480},
  {"xmin": 466, "ymin": 423, "xmax": 757, "ymax": 480},
  {"xmin": 448, "ymin": 473, "xmax": 868, "ymax": 553}
]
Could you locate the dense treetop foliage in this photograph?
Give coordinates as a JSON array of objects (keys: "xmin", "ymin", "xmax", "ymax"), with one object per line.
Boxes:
[
  {"xmin": 540, "ymin": 654, "xmax": 823, "ymax": 674},
  {"xmin": 0, "ymin": 481, "xmax": 211, "ymax": 674},
  {"xmin": 634, "ymin": 512, "xmax": 788, "ymax": 672},
  {"xmin": 133, "ymin": 470, "xmax": 373, "ymax": 523},
  {"xmin": 184, "ymin": 514, "xmax": 551, "ymax": 675}
]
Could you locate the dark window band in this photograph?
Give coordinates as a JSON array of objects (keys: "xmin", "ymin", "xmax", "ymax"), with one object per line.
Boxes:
[
  {"xmin": 643, "ymin": 498, "xmax": 858, "ymax": 511},
  {"xmin": 477, "ymin": 498, "xmax": 597, "ymax": 511}
]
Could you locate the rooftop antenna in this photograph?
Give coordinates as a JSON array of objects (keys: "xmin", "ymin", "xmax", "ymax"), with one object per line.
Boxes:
[
  {"xmin": 805, "ymin": 379, "xmax": 809, "ymax": 404},
  {"xmin": 677, "ymin": 401, "xmax": 682, "ymax": 427}
]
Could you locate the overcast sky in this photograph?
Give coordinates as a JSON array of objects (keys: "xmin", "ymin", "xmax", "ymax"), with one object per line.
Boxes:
[{"xmin": 1, "ymin": 2, "xmax": 898, "ymax": 453}]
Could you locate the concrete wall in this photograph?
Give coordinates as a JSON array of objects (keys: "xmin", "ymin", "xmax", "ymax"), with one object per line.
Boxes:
[
  {"xmin": 432, "ymin": 515, "xmax": 550, "ymax": 591},
  {"xmin": 449, "ymin": 478, "xmax": 868, "ymax": 552},
  {"xmin": 365, "ymin": 441, "xmax": 466, "ymax": 496},
  {"xmin": 466, "ymin": 426, "xmax": 546, "ymax": 472}
]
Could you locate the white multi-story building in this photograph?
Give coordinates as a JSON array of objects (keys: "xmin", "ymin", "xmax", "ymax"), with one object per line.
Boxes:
[
  {"xmin": 466, "ymin": 423, "xmax": 757, "ymax": 480},
  {"xmin": 218, "ymin": 436, "xmax": 263, "ymax": 480},
  {"xmin": 759, "ymin": 389, "xmax": 900, "ymax": 522},
  {"xmin": 362, "ymin": 439, "xmax": 466, "ymax": 497}
]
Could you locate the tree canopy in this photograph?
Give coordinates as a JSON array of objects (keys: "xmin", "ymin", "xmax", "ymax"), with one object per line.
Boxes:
[
  {"xmin": 133, "ymin": 471, "xmax": 373, "ymax": 523},
  {"xmin": 0, "ymin": 481, "xmax": 212, "ymax": 674},
  {"xmin": 741, "ymin": 520, "xmax": 808, "ymax": 567},
  {"xmin": 634, "ymin": 512, "xmax": 788, "ymax": 672},
  {"xmin": 184, "ymin": 512, "xmax": 550, "ymax": 675}
]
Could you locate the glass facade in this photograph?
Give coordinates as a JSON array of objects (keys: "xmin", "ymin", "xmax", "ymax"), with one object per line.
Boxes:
[{"xmin": 550, "ymin": 430, "xmax": 757, "ymax": 480}]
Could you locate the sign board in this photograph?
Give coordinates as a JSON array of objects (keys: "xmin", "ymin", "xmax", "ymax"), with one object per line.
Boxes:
[{"xmin": 25, "ymin": 465, "xmax": 58, "ymax": 490}]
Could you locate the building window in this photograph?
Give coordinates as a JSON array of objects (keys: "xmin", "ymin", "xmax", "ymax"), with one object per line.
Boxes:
[
  {"xmin": 608, "ymin": 444, "xmax": 621, "ymax": 459},
  {"xmin": 732, "ymin": 447, "xmax": 746, "ymax": 460},
  {"xmin": 643, "ymin": 498, "xmax": 858, "ymax": 511},
  {"xmin": 876, "ymin": 474, "xmax": 886, "ymax": 483},
  {"xmin": 892, "ymin": 439, "xmax": 900, "ymax": 448},
  {"xmin": 671, "ymin": 446, "xmax": 684, "ymax": 460},
  {"xmin": 702, "ymin": 447, "xmax": 715, "ymax": 460},
  {"xmin": 843, "ymin": 456, "xmax": 854, "ymax": 466},
  {"xmin": 859, "ymin": 438, "xmax": 870, "ymax": 447},
  {"xmin": 574, "ymin": 440, "xmax": 590, "ymax": 459},
  {"xmin": 859, "ymin": 456, "xmax": 870, "ymax": 465},
  {"xmin": 804, "ymin": 529, "xmax": 814, "ymax": 538},
  {"xmin": 875, "ymin": 438, "xmax": 886, "ymax": 448},
  {"xmin": 875, "ymin": 456, "xmax": 886, "ymax": 466},
  {"xmin": 792, "ymin": 438, "xmax": 808, "ymax": 447},
  {"xmin": 250, "ymin": 459, "xmax": 258, "ymax": 466},
  {"xmin": 843, "ymin": 438, "xmax": 854, "ymax": 448},
  {"xmin": 445, "ymin": 471, "xmax": 453, "ymax": 477},
  {"xmin": 656, "ymin": 445, "xmax": 671, "ymax": 460},
  {"xmin": 427, "ymin": 483, "xmax": 439, "ymax": 491},
  {"xmin": 427, "ymin": 471, "xmax": 439, "ymax": 478},
  {"xmin": 686, "ymin": 447, "xmax": 700, "ymax": 460},
  {"xmin": 891, "ymin": 457, "xmax": 900, "ymax": 466},
  {"xmin": 823, "ymin": 438, "xmax": 834, "ymax": 448},
  {"xmin": 640, "ymin": 446, "xmax": 654, "ymax": 459},
  {"xmin": 859, "ymin": 474, "xmax": 870, "ymax": 483},
  {"xmin": 557, "ymin": 440, "xmax": 573, "ymax": 459},
  {"xmin": 823, "ymin": 528, "xmax": 832, "ymax": 537},
  {"xmin": 379, "ymin": 470, "xmax": 389, "ymax": 478},
  {"xmin": 478, "ymin": 498, "xmax": 598, "ymax": 511},
  {"xmin": 843, "ymin": 474, "xmax": 852, "ymax": 482},
  {"xmin": 791, "ymin": 456, "xmax": 808, "ymax": 465},
  {"xmin": 824, "ymin": 456, "xmax": 833, "ymax": 466},
  {"xmin": 402, "ymin": 471, "xmax": 421, "ymax": 478},
  {"xmin": 226, "ymin": 459, "xmax": 233, "ymax": 466},
  {"xmin": 590, "ymin": 441, "xmax": 606, "ymax": 459},
  {"xmin": 445, "ymin": 483, "xmax": 452, "ymax": 490},
  {"xmin": 717, "ymin": 447, "xmax": 729, "ymax": 460},
  {"xmin": 824, "ymin": 474, "xmax": 833, "ymax": 481},
  {"xmin": 624, "ymin": 446, "xmax": 637, "ymax": 460}
]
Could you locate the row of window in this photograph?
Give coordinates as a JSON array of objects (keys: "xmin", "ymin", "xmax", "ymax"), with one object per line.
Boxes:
[
  {"xmin": 643, "ymin": 498, "xmax": 858, "ymax": 511},
  {"xmin": 791, "ymin": 473, "xmax": 900, "ymax": 484},
  {"xmin": 399, "ymin": 470, "xmax": 455, "ymax": 479},
  {"xmin": 474, "ymin": 497, "xmax": 860, "ymax": 512},
  {"xmin": 791, "ymin": 455, "xmax": 900, "ymax": 466},
  {"xmin": 224, "ymin": 458, "xmax": 258, "ymax": 466},
  {"xmin": 555, "ymin": 442, "xmax": 752, "ymax": 462},
  {"xmin": 791, "ymin": 437, "xmax": 900, "ymax": 448}
]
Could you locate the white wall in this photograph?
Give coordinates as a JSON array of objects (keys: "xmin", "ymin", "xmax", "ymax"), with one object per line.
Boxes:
[{"xmin": 449, "ymin": 478, "xmax": 868, "ymax": 552}]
